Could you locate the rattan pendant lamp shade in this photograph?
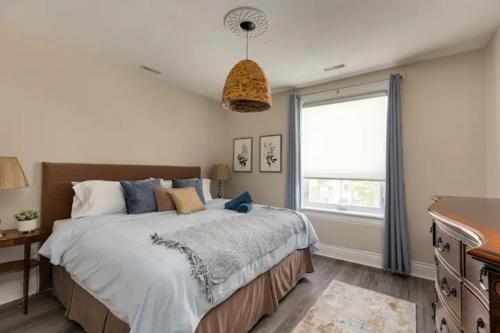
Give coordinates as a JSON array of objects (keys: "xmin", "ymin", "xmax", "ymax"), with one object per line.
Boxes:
[
  {"xmin": 222, "ymin": 59, "xmax": 271, "ymax": 112},
  {"xmin": 222, "ymin": 8, "xmax": 271, "ymax": 113}
]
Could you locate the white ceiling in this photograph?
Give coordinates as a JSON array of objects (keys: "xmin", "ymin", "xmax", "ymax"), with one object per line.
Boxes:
[{"xmin": 1, "ymin": 0, "xmax": 500, "ymax": 100}]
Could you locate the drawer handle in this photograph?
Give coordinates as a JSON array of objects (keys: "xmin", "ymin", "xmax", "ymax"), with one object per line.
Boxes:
[
  {"xmin": 476, "ymin": 318, "xmax": 485, "ymax": 333},
  {"xmin": 440, "ymin": 277, "xmax": 457, "ymax": 297},
  {"xmin": 440, "ymin": 318, "xmax": 446, "ymax": 331},
  {"xmin": 436, "ymin": 237, "xmax": 450, "ymax": 253},
  {"xmin": 479, "ymin": 267, "xmax": 489, "ymax": 291}
]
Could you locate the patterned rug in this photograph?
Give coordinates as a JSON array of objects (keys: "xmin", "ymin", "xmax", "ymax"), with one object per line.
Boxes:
[{"xmin": 292, "ymin": 280, "xmax": 416, "ymax": 333}]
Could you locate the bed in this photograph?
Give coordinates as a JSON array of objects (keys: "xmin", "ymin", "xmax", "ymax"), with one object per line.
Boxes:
[{"xmin": 38, "ymin": 162, "xmax": 319, "ymax": 333}]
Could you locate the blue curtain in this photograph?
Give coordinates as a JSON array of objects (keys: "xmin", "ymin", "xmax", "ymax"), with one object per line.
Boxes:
[
  {"xmin": 383, "ymin": 74, "xmax": 411, "ymax": 275},
  {"xmin": 286, "ymin": 94, "xmax": 301, "ymax": 210}
]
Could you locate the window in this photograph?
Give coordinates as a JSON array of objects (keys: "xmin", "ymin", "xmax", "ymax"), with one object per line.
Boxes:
[{"xmin": 301, "ymin": 93, "xmax": 388, "ymax": 217}]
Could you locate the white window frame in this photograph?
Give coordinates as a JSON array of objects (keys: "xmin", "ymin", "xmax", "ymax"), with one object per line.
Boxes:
[
  {"xmin": 300, "ymin": 80, "xmax": 389, "ymax": 220},
  {"xmin": 301, "ymin": 178, "xmax": 386, "ymax": 218}
]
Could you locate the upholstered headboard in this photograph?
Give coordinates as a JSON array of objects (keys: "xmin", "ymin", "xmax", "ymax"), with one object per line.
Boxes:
[{"xmin": 39, "ymin": 162, "xmax": 201, "ymax": 291}]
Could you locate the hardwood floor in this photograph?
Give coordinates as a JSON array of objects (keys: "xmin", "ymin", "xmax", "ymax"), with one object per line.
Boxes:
[
  {"xmin": 252, "ymin": 255, "xmax": 435, "ymax": 333},
  {"xmin": 0, "ymin": 255, "xmax": 435, "ymax": 333}
]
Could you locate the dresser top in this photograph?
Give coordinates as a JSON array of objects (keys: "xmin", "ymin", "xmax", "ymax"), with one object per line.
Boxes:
[{"xmin": 429, "ymin": 196, "xmax": 500, "ymax": 266}]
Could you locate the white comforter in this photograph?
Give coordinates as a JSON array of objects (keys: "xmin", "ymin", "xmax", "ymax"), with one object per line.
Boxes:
[{"xmin": 39, "ymin": 199, "xmax": 320, "ymax": 333}]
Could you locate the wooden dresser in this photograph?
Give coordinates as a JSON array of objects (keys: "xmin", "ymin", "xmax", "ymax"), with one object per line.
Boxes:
[{"xmin": 429, "ymin": 196, "xmax": 500, "ymax": 333}]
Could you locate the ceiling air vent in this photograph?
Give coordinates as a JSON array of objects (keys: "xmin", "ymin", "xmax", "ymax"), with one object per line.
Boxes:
[
  {"xmin": 139, "ymin": 65, "xmax": 162, "ymax": 75},
  {"xmin": 323, "ymin": 64, "xmax": 346, "ymax": 72}
]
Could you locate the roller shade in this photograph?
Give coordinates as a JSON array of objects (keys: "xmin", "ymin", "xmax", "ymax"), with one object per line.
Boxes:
[{"xmin": 302, "ymin": 95, "xmax": 387, "ymax": 180}]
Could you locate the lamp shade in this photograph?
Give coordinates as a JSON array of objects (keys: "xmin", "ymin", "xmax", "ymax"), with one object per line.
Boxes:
[
  {"xmin": 211, "ymin": 164, "xmax": 231, "ymax": 181},
  {"xmin": 0, "ymin": 157, "xmax": 28, "ymax": 190},
  {"xmin": 222, "ymin": 59, "xmax": 272, "ymax": 112}
]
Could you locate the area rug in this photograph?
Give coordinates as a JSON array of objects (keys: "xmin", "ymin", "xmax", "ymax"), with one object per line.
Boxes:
[{"xmin": 292, "ymin": 280, "xmax": 416, "ymax": 333}]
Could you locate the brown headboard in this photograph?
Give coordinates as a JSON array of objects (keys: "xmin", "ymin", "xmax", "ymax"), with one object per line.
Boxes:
[{"xmin": 39, "ymin": 162, "xmax": 200, "ymax": 291}]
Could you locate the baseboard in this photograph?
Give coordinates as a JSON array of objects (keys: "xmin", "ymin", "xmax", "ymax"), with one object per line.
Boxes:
[
  {"xmin": 0, "ymin": 268, "xmax": 38, "ymax": 306},
  {"xmin": 0, "ymin": 244, "xmax": 434, "ymax": 305},
  {"xmin": 317, "ymin": 243, "xmax": 435, "ymax": 281},
  {"xmin": 0, "ymin": 243, "xmax": 40, "ymax": 306},
  {"xmin": 410, "ymin": 260, "xmax": 437, "ymax": 281}
]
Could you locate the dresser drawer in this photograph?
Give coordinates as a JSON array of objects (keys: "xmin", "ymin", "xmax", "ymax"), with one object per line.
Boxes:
[
  {"xmin": 462, "ymin": 286, "xmax": 490, "ymax": 333},
  {"xmin": 435, "ymin": 292, "xmax": 461, "ymax": 333},
  {"xmin": 464, "ymin": 246, "xmax": 489, "ymax": 302},
  {"xmin": 435, "ymin": 224, "xmax": 461, "ymax": 274},
  {"xmin": 436, "ymin": 255, "xmax": 461, "ymax": 319}
]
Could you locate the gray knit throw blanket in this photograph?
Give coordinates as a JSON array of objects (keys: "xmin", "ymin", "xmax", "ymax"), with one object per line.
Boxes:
[{"xmin": 151, "ymin": 206, "xmax": 306, "ymax": 303}]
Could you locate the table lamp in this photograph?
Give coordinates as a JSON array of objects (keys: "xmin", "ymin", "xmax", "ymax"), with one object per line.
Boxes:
[
  {"xmin": 0, "ymin": 157, "xmax": 29, "ymax": 237},
  {"xmin": 211, "ymin": 164, "xmax": 231, "ymax": 198}
]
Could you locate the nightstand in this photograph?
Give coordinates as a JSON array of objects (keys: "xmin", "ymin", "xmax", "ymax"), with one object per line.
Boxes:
[{"xmin": 0, "ymin": 229, "xmax": 41, "ymax": 314}]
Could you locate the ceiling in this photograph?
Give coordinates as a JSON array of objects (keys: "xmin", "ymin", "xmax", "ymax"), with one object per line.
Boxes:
[{"xmin": 1, "ymin": 0, "xmax": 500, "ymax": 101}]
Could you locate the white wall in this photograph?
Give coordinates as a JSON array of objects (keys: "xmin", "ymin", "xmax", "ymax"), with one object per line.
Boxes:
[
  {"xmin": 486, "ymin": 27, "xmax": 500, "ymax": 197},
  {"xmin": 225, "ymin": 49, "xmax": 487, "ymax": 265},
  {"xmin": 0, "ymin": 24, "xmax": 497, "ymax": 305},
  {"xmin": 0, "ymin": 27, "xmax": 228, "ymax": 304}
]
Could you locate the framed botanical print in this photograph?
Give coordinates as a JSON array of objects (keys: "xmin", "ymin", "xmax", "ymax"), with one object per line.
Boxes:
[
  {"xmin": 259, "ymin": 135, "xmax": 282, "ymax": 172},
  {"xmin": 233, "ymin": 137, "xmax": 252, "ymax": 172}
]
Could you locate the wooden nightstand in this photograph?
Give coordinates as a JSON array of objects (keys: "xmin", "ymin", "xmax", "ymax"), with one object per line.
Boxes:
[{"xmin": 0, "ymin": 229, "xmax": 41, "ymax": 314}]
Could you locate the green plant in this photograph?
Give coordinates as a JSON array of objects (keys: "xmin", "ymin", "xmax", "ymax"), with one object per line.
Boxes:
[{"xmin": 15, "ymin": 209, "xmax": 39, "ymax": 221}]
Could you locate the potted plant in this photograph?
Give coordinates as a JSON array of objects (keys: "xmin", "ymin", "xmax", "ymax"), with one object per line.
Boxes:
[{"xmin": 15, "ymin": 209, "xmax": 39, "ymax": 233}]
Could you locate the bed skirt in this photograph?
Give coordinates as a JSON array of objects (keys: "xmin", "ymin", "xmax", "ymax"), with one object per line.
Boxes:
[{"xmin": 52, "ymin": 248, "xmax": 314, "ymax": 333}]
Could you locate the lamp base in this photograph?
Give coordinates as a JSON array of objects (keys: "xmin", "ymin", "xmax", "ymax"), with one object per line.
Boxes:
[{"xmin": 217, "ymin": 181, "xmax": 224, "ymax": 199}]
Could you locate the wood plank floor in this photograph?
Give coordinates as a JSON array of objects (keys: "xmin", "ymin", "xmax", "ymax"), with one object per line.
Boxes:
[{"xmin": 0, "ymin": 255, "xmax": 435, "ymax": 333}]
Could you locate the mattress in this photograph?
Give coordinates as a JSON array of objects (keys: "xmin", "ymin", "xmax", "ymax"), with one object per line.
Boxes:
[
  {"xmin": 39, "ymin": 199, "xmax": 320, "ymax": 332},
  {"xmin": 52, "ymin": 248, "xmax": 314, "ymax": 333}
]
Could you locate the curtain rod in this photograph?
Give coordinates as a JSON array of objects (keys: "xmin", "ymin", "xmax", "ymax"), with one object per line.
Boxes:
[{"xmin": 297, "ymin": 73, "xmax": 406, "ymax": 97}]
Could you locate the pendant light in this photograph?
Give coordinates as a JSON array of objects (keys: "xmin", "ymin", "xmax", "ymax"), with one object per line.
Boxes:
[{"xmin": 222, "ymin": 8, "xmax": 271, "ymax": 113}]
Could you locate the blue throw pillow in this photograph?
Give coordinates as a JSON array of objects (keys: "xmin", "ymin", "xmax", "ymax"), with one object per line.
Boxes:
[
  {"xmin": 172, "ymin": 178, "xmax": 205, "ymax": 203},
  {"xmin": 225, "ymin": 191, "xmax": 253, "ymax": 210},
  {"xmin": 236, "ymin": 202, "xmax": 253, "ymax": 213},
  {"xmin": 120, "ymin": 179, "xmax": 160, "ymax": 214}
]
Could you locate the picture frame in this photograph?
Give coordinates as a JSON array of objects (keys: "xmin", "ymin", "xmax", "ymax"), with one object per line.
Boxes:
[
  {"xmin": 233, "ymin": 137, "xmax": 253, "ymax": 172},
  {"xmin": 259, "ymin": 134, "xmax": 282, "ymax": 173}
]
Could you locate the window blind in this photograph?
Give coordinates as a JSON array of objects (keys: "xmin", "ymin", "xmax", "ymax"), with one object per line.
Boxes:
[{"xmin": 301, "ymin": 95, "xmax": 387, "ymax": 180}]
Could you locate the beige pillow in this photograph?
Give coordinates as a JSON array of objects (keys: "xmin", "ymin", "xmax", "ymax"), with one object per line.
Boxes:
[{"xmin": 167, "ymin": 187, "xmax": 205, "ymax": 214}]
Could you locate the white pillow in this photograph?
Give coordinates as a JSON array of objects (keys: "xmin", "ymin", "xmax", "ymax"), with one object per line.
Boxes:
[
  {"xmin": 151, "ymin": 177, "xmax": 209, "ymax": 199},
  {"xmin": 150, "ymin": 178, "xmax": 172, "ymax": 189},
  {"xmin": 160, "ymin": 179, "xmax": 173, "ymax": 189},
  {"xmin": 71, "ymin": 180, "xmax": 127, "ymax": 218},
  {"xmin": 202, "ymin": 178, "xmax": 213, "ymax": 201}
]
